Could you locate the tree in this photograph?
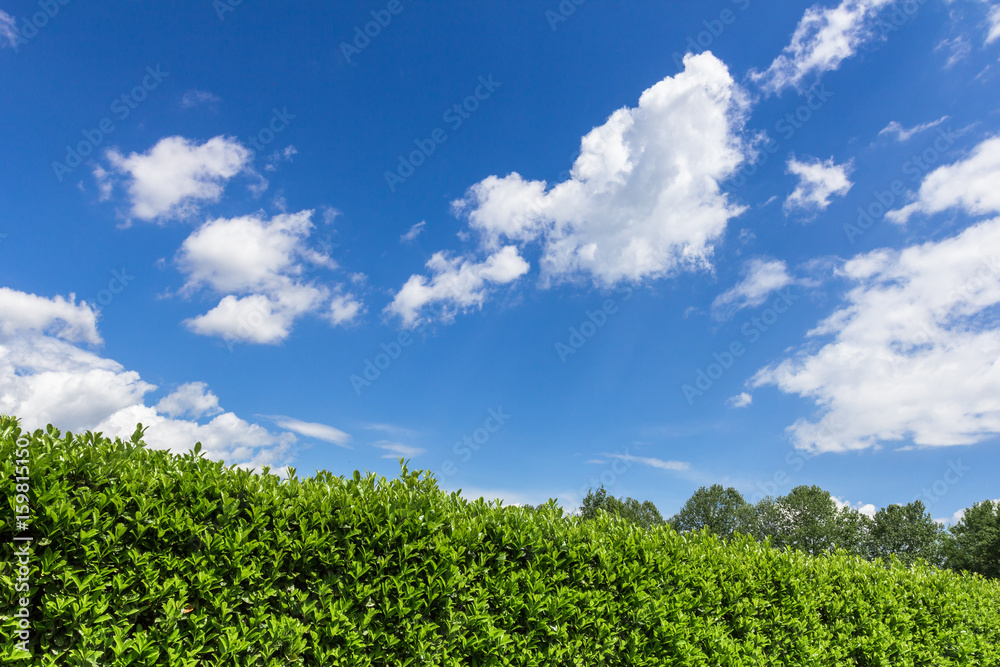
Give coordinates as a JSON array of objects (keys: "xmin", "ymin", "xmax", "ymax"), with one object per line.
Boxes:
[
  {"xmin": 579, "ymin": 486, "xmax": 665, "ymax": 530},
  {"xmin": 943, "ymin": 500, "xmax": 1000, "ymax": 579},
  {"xmin": 752, "ymin": 485, "xmax": 871, "ymax": 556},
  {"xmin": 868, "ymin": 501, "xmax": 945, "ymax": 567},
  {"xmin": 669, "ymin": 484, "xmax": 754, "ymax": 540}
]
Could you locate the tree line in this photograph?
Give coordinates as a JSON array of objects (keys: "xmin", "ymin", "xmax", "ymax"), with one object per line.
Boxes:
[{"xmin": 548, "ymin": 484, "xmax": 999, "ymax": 579}]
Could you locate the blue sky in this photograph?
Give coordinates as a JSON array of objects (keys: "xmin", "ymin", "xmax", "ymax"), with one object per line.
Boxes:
[{"xmin": 2, "ymin": 0, "xmax": 999, "ymax": 523}]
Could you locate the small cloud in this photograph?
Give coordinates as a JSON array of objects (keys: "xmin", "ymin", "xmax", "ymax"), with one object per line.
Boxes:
[
  {"xmin": 93, "ymin": 165, "xmax": 113, "ymax": 201},
  {"xmin": 878, "ymin": 116, "xmax": 948, "ymax": 142},
  {"xmin": 712, "ymin": 258, "xmax": 794, "ymax": 320},
  {"xmin": 0, "ymin": 11, "xmax": 21, "ymax": 50},
  {"xmin": 266, "ymin": 416, "xmax": 351, "ymax": 447},
  {"xmin": 832, "ymin": 496, "xmax": 877, "ymax": 519},
  {"xmin": 155, "ymin": 382, "xmax": 224, "ymax": 420},
  {"xmin": 321, "ymin": 207, "xmax": 341, "ymax": 225},
  {"xmin": 327, "ymin": 293, "xmax": 364, "ymax": 326},
  {"xmin": 602, "ymin": 453, "xmax": 689, "ymax": 471},
  {"xmin": 104, "ymin": 135, "xmax": 252, "ymax": 223},
  {"xmin": 400, "ymin": 220, "xmax": 426, "ymax": 243},
  {"xmin": 784, "ymin": 156, "xmax": 854, "ymax": 214},
  {"xmin": 935, "ymin": 36, "xmax": 971, "ymax": 68},
  {"xmin": 371, "ymin": 440, "xmax": 426, "ymax": 459},
  {"xmin": 361, "ymin": 423, "xmax": 416, "ymax": 437},
  {"xmin": 988, "ymin": 6, "xmax": 1000, "ymax": 45},
  {"xmin": 180, "ymin": 90, "xmax": 222, "ymax": 110},
  {"xmin": 264, "ymin": 145, "xmax": 298, "ymax": 172},
  {"xmin": 584, "ymin": 459, "xmax": 606, "ymax": 465},
  {"xmin": 727, "ymin": 392, "xmax": 753, "ymax": 408}
]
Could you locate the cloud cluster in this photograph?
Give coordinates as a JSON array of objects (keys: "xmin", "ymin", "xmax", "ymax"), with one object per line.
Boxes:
[
  {"xmin": 784, "ymin": 156, "xmax": 854, "ymax": 214},
  {"xmin": 753, "ymin": 216, "xmax": 1000, "ymax": 452},
  {"xmin": 0, "ymin": 288, "xmax": 304, "ymax": 469},
  {"xmin": 751, "ymin": 0, "xmax": 893, "ymax": 94},
  {"xmin": 390, "ymin": 52, "xmax": 750, "ymax": 325},
  {"xmin": 386, "ymin": 246, "xmax": 529, "ymax": 327},
  {"xmin": 177, "ymin": 210, "xmax": 363, "ymax": 344}
]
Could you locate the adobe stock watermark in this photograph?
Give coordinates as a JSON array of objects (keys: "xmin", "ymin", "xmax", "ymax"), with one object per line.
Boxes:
[
  {"xmin": 51, "ymin": 66, "xmax": 169, "ymax": 183},
  {"xmin": 247, "ymin": 107, "xmax": 296, "ymax": 152},
  {"xmin": 915, "ymin": 460, "xmax": 971, "ymax": 509},
  {"xmin": 860, "ymin": 0, "xmax": 932, "ymax": 50},
  {"xmin": 349, "ymin": 323, "xmax": 429, "ymax": 394},
  {"xmin": 683, "ymin": 288, "xmax": 798, "ymax": 405},
  {"xmin": 84, "ymin": 268, "xmax": 135, "ymax": 311},
  {"xmin": 544, "ymin": 0, "xmax": 588, "ymax": 31},
  {"xmin": 723, "ymin": 82, "xmax": 834, "ymax": 192},
  {"xmin": 671, "ymin": 0, "xmax": 752, "ymax": 70},
  {"xmin": 4, "ymin": 0, "xmax": 71, "ymax": 53},
  {"xmin": 747, "ymin": 414, "xmax": 841, "ymax": 504},
  {"xmin": 384, "ymin": 75, "xmax": 502, "ymax": 192},
  {"xmin": 843, "ymin": 126, "xmax": 962, "ymax": 243},
  {"xmin": 555, "ymin": 287, "xmax": 632, "ymax": 363},
  {"xmin": 575, "ymin": 447, "xmax": 635, "ymax": 501},
  {"xmin": 340, "ymin": 0, "xmax": 412, "ymax": 64},
  {"xmin": 437, "ymin": 407, "xmax": 511, "ymax": 479},
  {"xmin": 11, "ymin": 432, "xmax": 33, "ymax": 655}
]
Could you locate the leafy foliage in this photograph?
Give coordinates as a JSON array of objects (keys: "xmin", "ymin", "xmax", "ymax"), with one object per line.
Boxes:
[
  {"xmin": 2, "ymin": 415, "xmax": 1000, "ymax": 665},
  {"xmin": 944, "ymin": 500, "xmax": 1000, "ymax": 579},
  {"xmin": 578, "ymin": 486, "xmax": 665, "ymax": 530},
  {"xmin": 668, "ymin": 484, "xmax": 753, "ymax": 540},
  {"xmin": 868, "ymin": 501, "xmax": 946, "ymax": 567}
]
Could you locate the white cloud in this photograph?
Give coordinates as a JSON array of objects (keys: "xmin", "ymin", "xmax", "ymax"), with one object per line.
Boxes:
[
  {"xmin": 727, "ymin": 392, "xmax": 753, "ymax": 408},
  {"xmin": 0, "ymin": 288, "xmax": 296, "ymax": 468},
  {"xmin": 327, "ymin": 293, "xmax": 364, "ymax": 326},
  {"xmin": 155, "ymin": 382, "xmax": 222, "ymax": 419},
  {"xmin": 264, "ymin": 146, "xmax": 297, "ymax": 172},
  {"xmin": 93, "ymin": 165, "xmax": 113, "ymax": 201},
  {"xmin": 753, "ymin": 217, "xmax": 1000, "ymax": 453},
  {"xmin": 833, "ymin": 496, "xmax": 877, "ymax": 518},
  {"xmin": 440, "ymin": 485, "xmax": 543, "ymax": 508},
  {"xmin": 713, "ymin": 258, "xmax": 794, "ymax": 319},
  {"xmin": 0, "ymin": 11, "xmax": 19, "ymax": 49},
  {"xmin": 175, "ymin": 210, "xmax": 362, "ymax": 344},
  {"xmin": 936, "ymin": 36, "xmax": 972, "ymax": 67},
  {"xmin": 750, "ymin": 0, "xmax": 894, "ymax": 94},
  {"xmin": 371, "ymin": 440, "xmax": 426, "ymax": 459},
  {"xmin": 602, "ymin": 452, "xmax": 690, "ymax": 471},
  {"xmin": 177, "ymin": 210, "xmax": 330, "ymax": 294},
  {"xmin": 878, "ymin": 116, "xmax": 949, "ymax": 142},
  {"xmin": 400, "ymin": 220, "xmax": 426, "ymax": 243},
  {"xmin": 448, "ymin": 52, "xmax": 749, "ymax": 288},
  {"xmin": 987, "ymin": 5, "xmax": 1000, "ymax": 44},
  {"xmin": 386, "ymin": 246, "xmax": 529, "ymax": 327},
  {"xmin": 269, "ymin": 416, "xmax": 351, "ymax": 447},
  {"xmin": 888, "ymin": 135, "xmax": 1000, "ymax": 223},
  {"xmin": 784, "ymin": 156, "xmax": 854, "ymax": 213},
  {"xmin": 180, "ymin": 90, "xmax": 221, "ymax": 109},
  {"xmin": 105, "ymin": 136, "xmax": 252, "ymax": 222},
  {"xmin": 0, "ymin": 288, "xmax": 101, "ymax": 344}
]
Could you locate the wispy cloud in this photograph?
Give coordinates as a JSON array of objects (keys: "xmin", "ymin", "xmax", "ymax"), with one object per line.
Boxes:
[
  {"xmin": 878, "ymin": 116, "xmax": 948, "ymax": 142},
  {"xmin": 400, "ymin": 220, "xmax": 426, "ymax": 243}
]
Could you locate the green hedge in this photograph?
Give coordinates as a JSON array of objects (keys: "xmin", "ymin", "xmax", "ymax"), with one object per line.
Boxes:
[{"xmin": 2, "ymin": 415, "xmax": 999, "ymax": 666}]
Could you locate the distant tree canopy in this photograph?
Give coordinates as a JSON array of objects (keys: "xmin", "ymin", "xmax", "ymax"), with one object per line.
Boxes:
[
  {"xmin": 869, "ymin": 500, "xmax": 945, "ymax": 567},
  {"xmin": 578, "ymin": 483, "xmax": 992, "ymax": 578},
  {"xmin": 669, "ymin": 484, "xmax": 754, "ymax": 540},
  {"xmin": 943, "ymin": 499, "xmax": 1000, "ymax": 579},
  {"xmin": 579, "ymin": 486, "xmax": 665, "ymax": 530}
]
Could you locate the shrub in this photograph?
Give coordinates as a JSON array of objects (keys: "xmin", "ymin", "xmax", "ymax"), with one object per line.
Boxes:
[{"xmin": 2, "ymin": 415, "xmax": 999, "ymax": 665}]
